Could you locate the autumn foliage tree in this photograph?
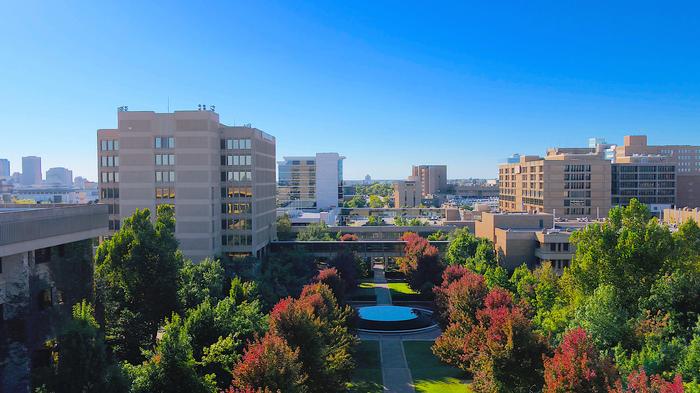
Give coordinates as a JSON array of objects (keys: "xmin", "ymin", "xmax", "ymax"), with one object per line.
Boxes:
[
  {"xmin": 267, "ymin": 282, "xmax": 357, "ymax": 393},
  {"xmin": 313, "ymin": 267, "xmax": 345, "ymax": 304},
  {"xmin": 434, "ymin": 287, "xmax": 548, "ymax": 392},
  {"xmin": 543, "ymin": 327, "xmax": 618, "ymax": 393},
  {"xmin": 433, "ymin": 265, "xmax": 488, "ymax": 327},
  {"xmin": 232, "ymin": 333, "xmax": 306, "ymax": 393},
  {"xmin": 398, "ymin": 232, "xmax": 443, "ymax": 292}
]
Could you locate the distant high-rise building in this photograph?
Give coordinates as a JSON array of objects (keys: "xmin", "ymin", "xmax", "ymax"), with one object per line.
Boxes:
[
  {"xmin": 46, "ymin": 167, "xmax": 73, "ymax": 186},
  {"xmin": 411, "ymin": 165, "xmax": 447, "ymax": 197},
  {"xmin": 278, "ymin": 153, "xmax": 345, "ymax": 210},
  {"xmin": 364, "ymin": 174, "xmax": 372, "ymax": 185},
  {"xmin": 0, "ymin": 158, "xmax": 10, "ymax": 179},
  {"xmin": 394, "ymin": 177, "xmax": 421, "ymax": 208},
  {"xmin": 21, "ymin": 156, "xmax": 42, "ymax": 185},
  {"xmin": 97, "ymin": 109, "xmax": 277, "ymax": 260}
]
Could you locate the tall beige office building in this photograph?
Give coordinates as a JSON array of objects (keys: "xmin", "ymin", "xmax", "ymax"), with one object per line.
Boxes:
[
  {"xmin": 97, "ymin": 109, "xmax": 276, "ymax": 261},
  {"xmin": 615, "ymin": 135, "xmax": 700, "ymax": 208},
  {"xmin": 394, "ymin": 177, "xmax": 421, "ymax": 208},
  {"xmin": 499, "ymin": 148, "xmax": 612, "ymax": 219},
  {"xmin": 411, "ymin": 165, "xmax": 447, "ymax": 196}
]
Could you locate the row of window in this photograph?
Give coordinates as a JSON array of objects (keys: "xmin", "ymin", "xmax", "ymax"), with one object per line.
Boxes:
[
  {"xmin": 221, "ymin": 186, "xmax": 253, "ymax": 198},
  {"xmin": 156, "ymin": 171, "xmax": 176, "ymax": 183},
  {"xmin": 221, "ymin": 171, "xmax": 252, "ymax": 182},
  {"xmin": 100, "ymin": 156, "xmax": 120, "ymax": 167},
  {"xmin": 564, "ymin": 165, "xmax": 591, "ymax": 172},
  {"xmin": 222, "ymin": 203, "xmax": 252, "ymax": 214},
  {"xmin": 156, "ymin": 187, "xmax": 176, "ymax": 199},
  {"xmin": 221, "ymin": 155, "xmax": 252, "ymax": 166},
  {"xmin": 101, "ymin": 172, "xmax": 119, "ymax": 183},
  {"xmin": 222, "ymin": 218, "xmax": 252, "ymax": 230},
  {"xmin": 222, "ymin": 234, "xmax": 252, "ymax": 246},
  {"xmin": 101, "ymin": 187, "xmax": 120, "ymax": 199},
  {"xmin": 100, "ymin": 139, "xmax": 119, "ymax": 151},
  {"xmin": 155, "ymin": 136, "xmax": 175, "ymax": 149},
  {"xmin": 107, "ymin": 204, "xmax": 120, "ymax": 214},
  {"xmin": 221, "ymin": 139, "xmax": 252, "ymax": 150},
  {"xmin": 108, "ymin": 219, "xmax": 121, "ymax": 230},
  {"xmin": 156, "ymin": 154, "xmax": 175, "ymax": 166}
]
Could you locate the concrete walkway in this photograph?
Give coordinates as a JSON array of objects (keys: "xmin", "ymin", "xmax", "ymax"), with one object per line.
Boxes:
[
  {"xmin": 371, "ymin": 263, "xmax": 416, "ymax": 393},
  {"xmin": 373, "ymin": 264, "xmax": 392, "ymax": 306}
]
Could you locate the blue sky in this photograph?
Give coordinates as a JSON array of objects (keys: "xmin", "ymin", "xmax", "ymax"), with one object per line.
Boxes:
[{"xmin": 1, "ymin": 1, "xmax": 700, "ymax": 180}]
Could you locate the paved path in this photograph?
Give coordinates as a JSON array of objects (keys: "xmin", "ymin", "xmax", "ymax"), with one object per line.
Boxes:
[
  {"xmin": 380, "ymin": 337, "xmax": 415, "ymax": 393},
  {"xmin": 371, "ymin": 263, "xmax": 416, "ymax": 393},
  {"xmin": 373, "ymin": 264, "xmax": 392, "ymax": 306}
]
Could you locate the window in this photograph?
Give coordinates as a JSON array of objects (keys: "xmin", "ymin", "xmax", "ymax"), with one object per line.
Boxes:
[
  {"xmin": 155, "ymin": 154, "xmax": 175, "ymax": 166},
  {"xmin": 101, "ymin": 140, "xmax": 107, "ymax": 151},
  {"xmin": 221, "ymin": 138, "xmax": 252, "ymax": 150},
  {"xmin": 155, "ymin": 171, "xmax": 175, "ymax": 183},
  {"xmin": 155, "ymin": 137, "xmax": 174, "ymax": 149},
  {"xmin": 550, "ymin": 243, "xmax": 556, "ymax": 252},
  {"xmin": 156, "ymin": 187, "xmax": 175, "ymax": 199}
]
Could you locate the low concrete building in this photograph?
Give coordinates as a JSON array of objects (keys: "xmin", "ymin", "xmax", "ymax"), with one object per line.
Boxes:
[
  {"xmin": 0, "ymin": 204, "xmax": 108, "ymax": 393},
  {"xmin": 475, "ymin": 211, "xmax": 586, "ymax": 272}
]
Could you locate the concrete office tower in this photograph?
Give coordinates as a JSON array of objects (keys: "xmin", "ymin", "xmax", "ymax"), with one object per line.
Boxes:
[
  {"xmin": 97, "ymin": 109, "xmax": 276, "ymax": 260},
  {"xmin": 412, "ymin": 165, "xmax": 447, "ymax": 197},
  {"xmin": 499, "ymin": 148, "xmax": 612, "ymax": 219},
  {"xmin": 0, "ymin": 158, "xmax": 9, "ymax": 179},
  {"xmin": 394, "ymin": 177, "xmax": 421, "ymax": 207},
  {"xmin": 615, "ymin": 135, "xmax": 700, "ymax": 208},
  {"xmin": 612, "ymin": 155, "xmax": 676, "ymax": 216},
  {"xmin": 21, "ymin": 156, "xmax": 42, "ymax": 185},
  {"xmin": 46, "ymin": 167, "xmax": 73, "ymax": 186},
  {"xmin": 277, "ymin": 153, "xmax": 345, "ymax": 210}
]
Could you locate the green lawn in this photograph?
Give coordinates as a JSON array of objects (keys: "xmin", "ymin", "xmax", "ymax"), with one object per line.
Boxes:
[
  {"xmin": 387, "ymin": 281, "xmax": 428, "ymax": 300},
  {"xmin": 347, "ymin": 281, "xmax": 377, "ymax": 301},
  {"xmin": 403, "ymin": 341, "xmax": 472, "ymax": 393},
  {"xmin": 348, "ymin": 341, "xmax": 383, "ymax": 393}
]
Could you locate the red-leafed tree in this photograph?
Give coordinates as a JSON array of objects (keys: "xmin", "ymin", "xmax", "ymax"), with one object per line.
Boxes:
[
  {"xmin": 542, "ymin": 327, "xmax": 618, "ymax": 393},
  {"xmin": 313, "ymin": 268, "xmax": 345, "ymax": 304},
  {"xmin": 433, "ymin": 265, "xmax": 488, "ymax": 327},
  {"xmin": 609, "ymin": 370, "xmax": 684, "ymax": 393},
  {"xmin": 398, "ymin": 232, "xmax": 443, "ymax": 292},
  {"xmin": 327, "ymin": 250, "xmax": 361, "ymax": 291},
  {"xmin": 231, "ymin": 333, "xmax": 306, "ymax": 393},
  {"xmin": 339, "ymin": 233, "xmax": 359, "ymax": 241},
  {"xmin": 434, "ymin": 287, "xmax": 548, "ymax": 392},
  {"xmin": 268, "ymin": 283, "xmax": 357, "ymax": 393}
]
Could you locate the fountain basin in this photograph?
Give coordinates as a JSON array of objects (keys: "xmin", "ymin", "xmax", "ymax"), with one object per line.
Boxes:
[{"xmin": 357, "ymin": 305, "xmax": 435, "ymax": 332}]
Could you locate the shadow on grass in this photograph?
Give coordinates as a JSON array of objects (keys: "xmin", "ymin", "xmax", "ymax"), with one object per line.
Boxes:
[
  {"xmin": 348, "ymin": 341, "xmax": 383, "ymax": 393},
  {"xmin": 403, "ymin": 341, "xmax": 472, "ymax": 393}
]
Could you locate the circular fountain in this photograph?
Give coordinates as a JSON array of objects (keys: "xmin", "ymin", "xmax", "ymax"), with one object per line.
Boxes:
[{"xmin": 357, "ymin": 305, "xmax": 436, "ymax": 333}]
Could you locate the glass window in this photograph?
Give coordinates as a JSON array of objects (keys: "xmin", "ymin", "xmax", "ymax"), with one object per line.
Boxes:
[
  {"xmin": 168, "ymin": 137, "xmax": 175, "ymax": 148},
  {"xmin": 169, "ymin": 171, "xmax": 175, "ymax": 182},
  {"xmin": 155, "ymin": 137, "xmax": 162, "ymax": 149},
  {"xmin": 107, "ymin": 156, "xmax": 114, "ymax": 167},
  {"xmin": 169, "ymin": 154, "xmax": 175, "ymax": 165},
  {"xmin": 156, "ymin": 171, "xmax": 162, "ymax": 182},
  {"xmin": 107, "ymin": 140, "xmax": 114, "ymax": 150},
  {"xmin": 101, "ymin": 140, "xmax": 107, "ymax": 151},
  {"xmin": 114, "ymin": 140, "xmax": 119, "ymax": 150}
]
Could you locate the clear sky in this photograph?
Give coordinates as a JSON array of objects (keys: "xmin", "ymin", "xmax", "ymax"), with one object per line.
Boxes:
[{"xmin": 1, "ymin": 1, "xmax": 700, "ymax": 180}]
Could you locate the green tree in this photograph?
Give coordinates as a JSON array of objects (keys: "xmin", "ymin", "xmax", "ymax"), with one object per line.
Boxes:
[
  {"xmin": 427, "ymin": 230, "xmax": 448, "ymax": 241},
  {"xmin": 678, "ymin": 320, "xmax": 700, "ymax": 384},
  {"xmin": 365, "ymin": 215, "xmax": 385, "ymax": 226},
  {"xmin": 257, "ymin": 251, "xmax": 317, "ymax": 307},
  {"xmin": 445, "ymin": 228, "xmax": 480, "ymax": 265},
  {"xmin": 95, "ymin": 205, "xmax": 183, "ymax": 362},
  {"xmin": 33, "ymin": 300, "xmax": 128, "ymax": 393},
  {"xmin": 572, "ymin": 285, "xmax": 631, "ymax": 350},
  {"xmin": 368, "ymin": 194, "xmax": 383, "ymax": 208},
  {"xmin": 179, "ymin": 258, "xmax": 227, "ymax": 311},
  {"xmin": 276, "ymin": 214, "xmax": 294, "ymax": 240},
  {"xmin": 569, "ymin": 199, "xmax": 675, "ymax": 310},
  {"xmin": 125, "ymin": 314, "xmax": 213, "ymax": 393},
  {"xmin": 296, "ymin": 222, "xmax": 334, "ymax": 241},
  {"xmin": 343, "ymin": 195, "xmax": 366, "ymax": 208}
]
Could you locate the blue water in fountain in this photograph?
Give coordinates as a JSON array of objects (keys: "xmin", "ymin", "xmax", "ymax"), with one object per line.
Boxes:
[{"xmin": 358, "ymin": 306, "xmax": 419, "ymax": 322}]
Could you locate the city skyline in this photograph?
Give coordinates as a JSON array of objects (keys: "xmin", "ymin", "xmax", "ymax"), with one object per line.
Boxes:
[{"xmin": 2, "ymin": 2, "xmax": 700, "ymax": 180}]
